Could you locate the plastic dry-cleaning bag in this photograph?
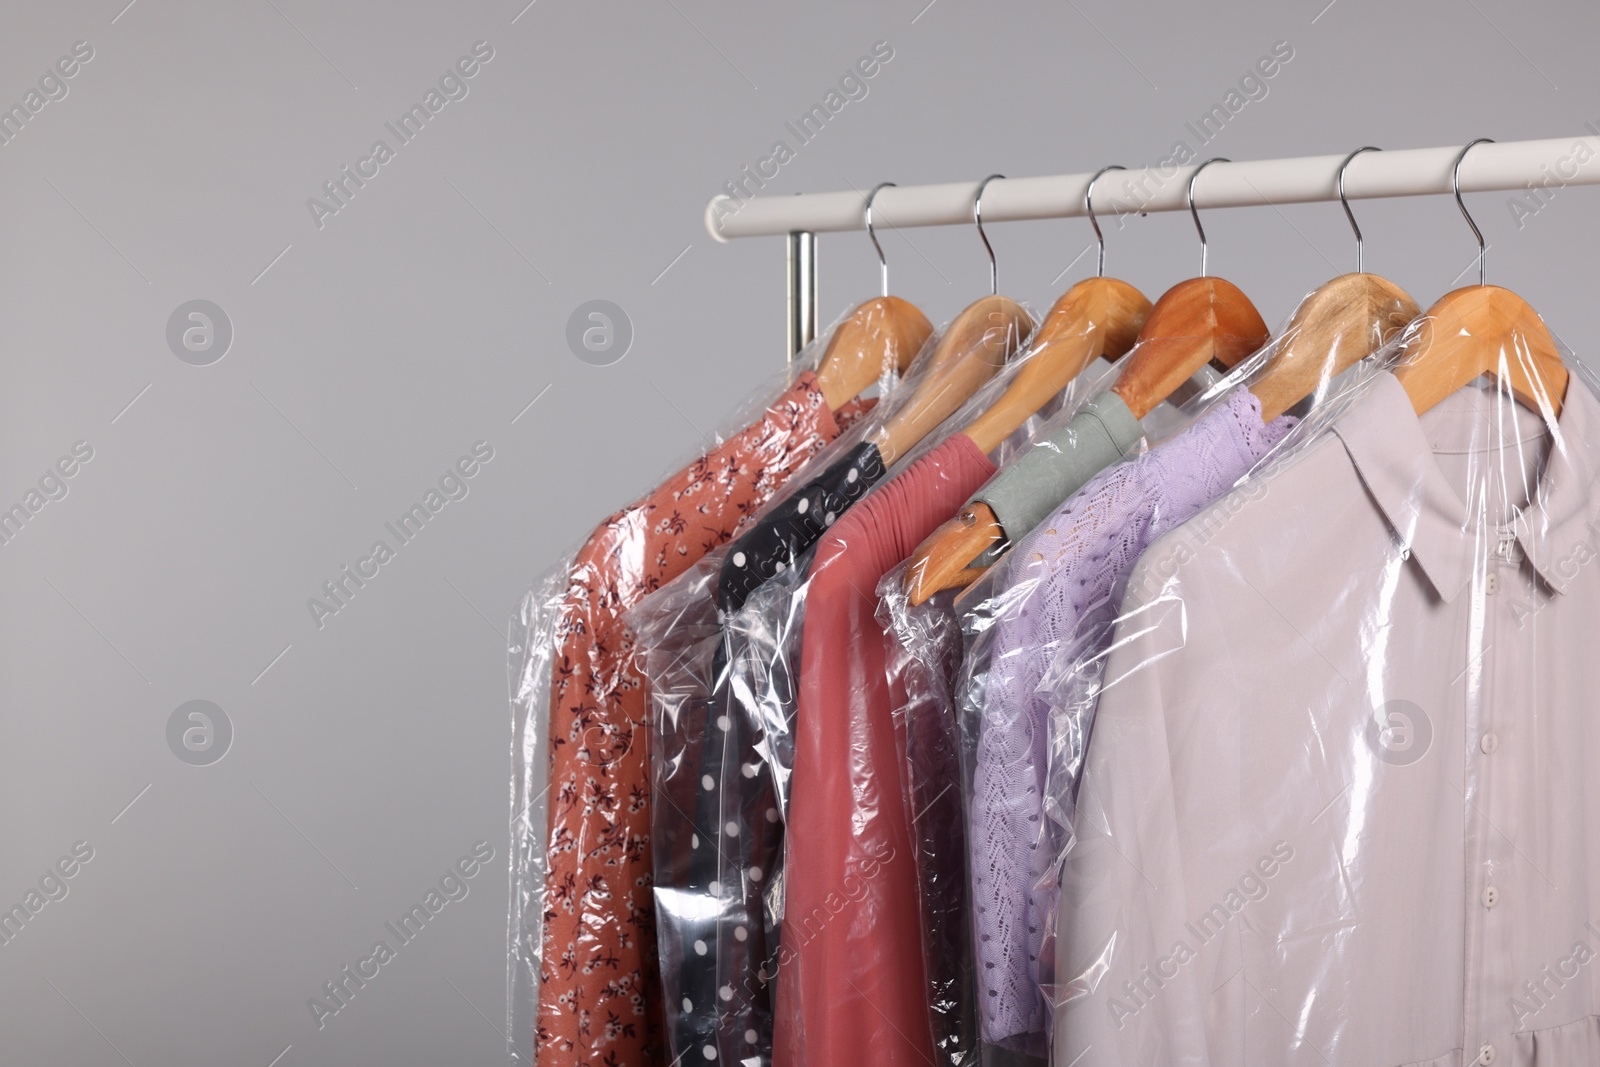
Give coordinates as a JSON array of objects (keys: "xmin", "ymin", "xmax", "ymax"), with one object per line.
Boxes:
[
  {"xmin": 882, "ymin": 285, "xmax": 1408, "ymax": 1058},
  {"xmin": 1041, "ymin": 317, "xmax": 1599, "ymax": 1065},
  {"xmin": 507, "ymin": 311, "xmax": 901, "ymax": 1066},
  {"xmin": 628, "ymin": 303, "xmax": 1055, "ymax": 1066}
]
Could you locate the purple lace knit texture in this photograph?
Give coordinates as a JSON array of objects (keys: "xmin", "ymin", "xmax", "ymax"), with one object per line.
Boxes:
[{"xmin": 970, "ymin": 388, "xmax": 1296, "ymax": 1047}]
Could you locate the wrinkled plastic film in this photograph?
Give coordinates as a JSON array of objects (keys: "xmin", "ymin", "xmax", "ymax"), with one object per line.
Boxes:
[
  {"xmin": 627, "ymin": 307, "xmax": 1050, "ymax": 1066},
  {"xmin": 507, "ymin": 556, "xmax": 570, "ymax": 1067},
  {"xmin": 929, "ymin": 293, "xmax": 1411, "ymax": 1055},
  {"xmin": 635, "ymin": 304, "xmax": 1150, "ymax": 1066},
  {"xmin": 625, "ymin": 555, "xmax": 803, "ymax": 1067},
  {"xmin": 768, "ymin": 331, "xmax": 1047, "ymax": 1067},
  {"xmin": 857, "ymin": 354, "xmax": 1180, "ymax": 1067},
  {"xmin": 624, "ymin": 312, "xmax": 966, "ymax": 1066},
  {"xmin": 730, "ymin": 314, "xmax": 1235, "ymax": 1064},
  {"xmin": 872, "ymin": 332, "xmax": 1280, "ymax": 1060},
  {"xmin": 517, "ymin": 261, "xmax": 1600, "ymax": 1067},
  {"xmin": 744, "ymin": 310, "xmax": 1194, "ymax": 1067},
  {"xmin": 506, "ymin": 309, "xmax": 905, "ymax": 1067},
  {"xmin": 876, "ymin": 560, "xmax": 980, "ymax": 1065},
  {"xmin": 1041, "ymin": 322, "xmax": 1598, "ymax": 1064}
]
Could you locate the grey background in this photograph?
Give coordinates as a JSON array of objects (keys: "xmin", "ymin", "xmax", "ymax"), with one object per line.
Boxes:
[{"xmin": 1, "ymin": 0, "xmax": 1596, "ymax": 1064}]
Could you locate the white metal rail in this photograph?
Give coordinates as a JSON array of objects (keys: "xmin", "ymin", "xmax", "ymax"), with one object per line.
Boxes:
[
  {"xmin": 705, "ymin": 136, "xmax": 1600, "ymax": 360},
  {"xmin": 707, "ymin": 136, "xmax": 1600, "ymax": 240}
]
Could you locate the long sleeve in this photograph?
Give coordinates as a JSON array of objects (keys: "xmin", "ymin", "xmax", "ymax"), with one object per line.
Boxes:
[
  {"xmin": 652, "ymin": 440, "xmax": 887, "ymax": 1064},
  {"xmin": 877, "ymin": 564, "xmax": 981, "ymax": 1065},
  {"xmin": 968, "ymin": 390, "xmax": 1145, "ymax": 558},
  {"xmin": 717, "ymin": 440, "xmax": 887, "ymax": 614},
  {"xmin": 539, "ymin": 372, "xmax": 866, "ymax": 1064}
]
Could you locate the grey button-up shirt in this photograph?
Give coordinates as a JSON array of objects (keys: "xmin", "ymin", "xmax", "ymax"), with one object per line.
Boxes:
[{"xmin": 1053, "ymin": 371, "xmax": 1600, "ymax": 1066}]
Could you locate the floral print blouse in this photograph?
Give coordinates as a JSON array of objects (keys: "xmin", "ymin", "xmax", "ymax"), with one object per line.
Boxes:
[{"xmin": 538, "ymin": 371, "xmax": 871, "ymax": 1065}]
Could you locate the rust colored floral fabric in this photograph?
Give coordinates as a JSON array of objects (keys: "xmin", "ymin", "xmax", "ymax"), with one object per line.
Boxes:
[{"xmin": 538, "ymin": 371, "xmax": 871, "ymax": 1065}]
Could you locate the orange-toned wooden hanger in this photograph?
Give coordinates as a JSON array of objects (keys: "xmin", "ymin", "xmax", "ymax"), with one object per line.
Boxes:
[
  {"xmin": 1249, "ymin": 272, "xmax": 1416, "ymax": 420},
  {"xmin": 814, "ymin": 183, "xmax": 935, "ymax": 410},
  {"xmin": 1247, "ymin": 149, "xmax": 1419, "ymax": 422},
  {"xmin": 872, "ymin": 295, "xmax": 1035, "ymax": 465},
  {"xmin": 958, "ymin": 276, "xmax": 1150, "ymax": 453},
  {"xmin": 1395, "ymin": 144, "xmax": 1568, "ymax": 415},
  {"xmin": 906, "ymin": 159, "xmax": 1270, "ymax": 603},
  {"xmin": 813, "ymin": 296, "xmax": 932, "ymax": 410},
  {"xmin": 1394, "ymin": 141, "xmax": 1567, "ymax": 417},
  {"xmin": 958, "ymin": 166, "xmax": 1152, "ymax": 456},
  {"xmin": 1396, "ymin": 287, "xmax": 1567, "ymax": 416},
  {"xmin": 861, "ymin": 176, "xmax": 1037, "ymax": 467}
]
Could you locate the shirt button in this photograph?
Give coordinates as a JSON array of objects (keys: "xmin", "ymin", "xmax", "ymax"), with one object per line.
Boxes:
[
  {"xmin": 1482, "ymin": 886, "xmax": 1499, "ymax": 908},
  {"xmin": 1481, "ymin": 733, "xmax": 1499, "ymax": 754},
  {"xmin": 1479, "ymin": 1043, "xmax": 1496, "ymax": 1064}
]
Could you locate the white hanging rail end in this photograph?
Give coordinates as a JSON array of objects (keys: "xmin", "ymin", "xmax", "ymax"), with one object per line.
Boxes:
[{"xmin": 705, "ymin": 135, "xmax": 1600, "ymax": 241}]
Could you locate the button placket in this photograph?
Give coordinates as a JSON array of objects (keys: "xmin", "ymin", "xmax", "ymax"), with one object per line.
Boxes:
[
  {"xmin": 1462, "ymin": 530, "xmax": 1504, "ymax": 1064},
  {"xmin": 1495, "ymin": 529, "xmax": 1519, "ymax": 564},
  {"xmin": 1469, "ymin": 525, "xmax": 1530, "ymax": 1066}
]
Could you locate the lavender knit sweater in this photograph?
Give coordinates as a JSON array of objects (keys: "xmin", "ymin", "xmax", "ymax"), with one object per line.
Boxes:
[{"xmin": 969, "ymin": 388, "xmax": 1296, "ymax": 1048}]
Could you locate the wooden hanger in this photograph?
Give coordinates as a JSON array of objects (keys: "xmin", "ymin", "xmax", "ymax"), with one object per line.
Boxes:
[
  {"xmin": 918, "ymin": 272, "xmax": 1412, "ymax": 608},
  {"xmin": 904, "ymin": 277, "xmax": 1266, "ymax": 603},
  {"xmin": 1393, "ymin": 140, "xmax": 1567, "ymax": 417},
  {"xmin": 1250, "ymin": 151, "xmax": 1422, "ymax": 421},
  {"xmin": 959, "ymin": 277, "xmax": 1150, "ymax": 453},
  {"xmin": 1101, "ymin": 275, "xmax": 1268, "ymax": 415},
  {"xmin": 860, "ymin": 176, "xmax": 1038, "ymax": 466},
  {"xmin": 905, "ymin": 159, "xmax": 1269, "ymax": 604},
  {"xmin": 916, "ymin": 149, "xmax": 1428, "ymax": 604},
  {"xmin": 814, "ymin": 183, "xmax": 936, "ymax": 409},
  {"xmin": 814, "ymin": 295, "xmax": 933, "ymax": 410},
  {"xmin": 1109, "ymin": 159, "xmax": 1271, "ymax": 411},
  {"xmin": 960, "ymin": 167, "xmax": 1152, "ymax": 455},
  {"xmin": 1395, "ymin": 284, "xmax": 1566, "ymax": 416},
  {"xmin": 1251, "ymin": 275, "xmax": 1418, "ymax": 420},
  {"xmin": 871, "ymin": 294, "xmax": 1034, "ymax": 466}
]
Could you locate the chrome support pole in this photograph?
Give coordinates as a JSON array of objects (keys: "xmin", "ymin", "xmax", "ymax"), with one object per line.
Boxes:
[{"xmin": 786, "ymin": 231, "xmax": 818, "ymax": 371}]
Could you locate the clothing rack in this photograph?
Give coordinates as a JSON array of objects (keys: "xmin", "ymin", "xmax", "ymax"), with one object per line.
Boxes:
[{"xmin": 703, "ymin": 135, "xmax": 1600, "ymax": 359}]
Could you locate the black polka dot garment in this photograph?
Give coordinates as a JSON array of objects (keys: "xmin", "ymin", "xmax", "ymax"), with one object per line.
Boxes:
[
  {"xmin": 716, "ymin": 441, "xmax": 887, "ymax": 615},
  {"xmin": 658, "ymin": 440, "xmax": 886, "ymax": 1065}
]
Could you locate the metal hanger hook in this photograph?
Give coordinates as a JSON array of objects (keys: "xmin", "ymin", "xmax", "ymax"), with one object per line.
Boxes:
[
  {"xmin": 973, "ymin": 173, "xmax": 1004, "ymax": 295},
  {"xmin": 1187, "ymin": 158, "xmax": 1229, "ymax": 278},
  {"xmin": 863, "ymin": 182, "xmax": 895, "ymax": 298},
  {"xmin": 1453, "ymin": 138, "xmax": 1494, "ymax": 287},
  {"xmin": 1337, "ymin": 146, "xmax": 1380, "ymax": 274},
  {"xmin": 1085, "ymin": 165, "xmax": 1125, "ymax": 278}
]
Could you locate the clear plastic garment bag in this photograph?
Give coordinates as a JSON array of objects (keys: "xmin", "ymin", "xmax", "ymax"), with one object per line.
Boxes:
[{"xmin": 1043, "ymin": 332, "xmax": 1600, "ymax": 1065}]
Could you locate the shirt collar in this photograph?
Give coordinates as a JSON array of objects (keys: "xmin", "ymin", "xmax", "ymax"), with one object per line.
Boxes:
[{"xmin": 1331, "ymin": 372, "xmax": 1600, "ymax": 602}]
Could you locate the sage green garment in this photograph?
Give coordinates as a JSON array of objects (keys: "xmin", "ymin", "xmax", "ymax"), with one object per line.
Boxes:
[{"xmin": 968, "ymin": 390, "xmax": 1145, "ymax": 564}]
